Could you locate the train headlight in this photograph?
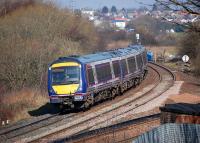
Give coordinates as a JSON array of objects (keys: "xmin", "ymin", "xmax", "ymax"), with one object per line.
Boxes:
[{"xmin": 74, "ymin": 96, "xmax": 83, "ymax": 101}]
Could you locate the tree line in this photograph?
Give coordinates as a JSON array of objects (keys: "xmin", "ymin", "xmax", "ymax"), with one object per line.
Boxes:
[
  {"xmin": 155, "ymin": 0, "xmax": 200, "ymax": 74},
  {"xmin": 0, "ymin": 1, "xmax": 103, "ymax": 91}
]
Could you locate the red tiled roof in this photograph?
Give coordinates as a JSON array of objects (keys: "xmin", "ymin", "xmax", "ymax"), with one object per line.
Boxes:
[{"xmin": 113, "ymin": 17, "xmax": 128, "ymax": 21}]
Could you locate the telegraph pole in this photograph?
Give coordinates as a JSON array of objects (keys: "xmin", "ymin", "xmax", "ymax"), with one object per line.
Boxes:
[
  {"xmin": 70, "ymin": 0, "xmax": 76, "ymax": 13},
  {"xmin": 136, "ymin": 34, "xmax": 141, "ymax": 45}
]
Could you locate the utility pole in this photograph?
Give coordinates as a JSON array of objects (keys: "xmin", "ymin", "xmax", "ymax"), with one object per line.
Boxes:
[
  {"xmin": 70, "ymin": 0, "xmax": 76, "ymax": 13},
  {"xmin": 136, "ymin": 34, "xmax": 141, "ymax": 45}
]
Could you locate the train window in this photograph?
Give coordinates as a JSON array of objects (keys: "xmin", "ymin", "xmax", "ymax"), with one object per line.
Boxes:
[
  {"xmin": 95, "ymin": 63, "xmax": 112, "ymax": 83},
  {"xmin": 87, "ymin": 68, "xmax": 95, "ymax": 85},
  {"xmin": 121, "ymin": 59, "xmax": 128, "ymax": 76},
  {"xmin": 140, "ymin": 54, "xmax": 144, "ymax": 66},
  {"xmin": 128, "ymin": 57, "xmax": 136, "ymax": 73},
  {"xmin": 136, "ymin": 54, "xmax": 143, "ymax": 69},
  {"xmin": 112, "ymin": 61, "xmax": 120, "ymax": 77}
]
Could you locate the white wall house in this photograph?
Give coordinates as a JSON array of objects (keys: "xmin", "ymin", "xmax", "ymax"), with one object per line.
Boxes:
[
  {"xmin": 81, "ymin": 9, "xmax": 95, "ymax": 16},
  {"xmin": 112, "ymin": 17, "xmax": 129, "ymax": 30}
]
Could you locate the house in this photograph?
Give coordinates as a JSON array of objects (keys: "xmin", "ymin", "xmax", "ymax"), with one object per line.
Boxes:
[
  {"xmin": 111, "ymin": 17, "xmax": 129, "ymax": 30},
  {"xmin": 81, "ymin": 8, "xmax": 95, "ymax": 16}
]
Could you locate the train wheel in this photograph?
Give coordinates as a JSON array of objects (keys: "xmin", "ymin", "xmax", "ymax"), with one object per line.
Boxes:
[
  {"xmin": 111, "ymin": 88, "xmax": 116, "ymax": 99},
  {"xmin": 143, "ymin": 70, "xmax": 148, "ymax": 79},
  {"xmin": 131, "ymin": 80, "xmax": 134, "ymax": 87},
  {"xmin": 137, "ymin": 77, "xmax": 141, "ymax": 85},
  {"xmin": 115, "ymin": 87, "xmax": 120, "ymax": 96},
  {"xmin": 82, "ymin": 96, "xmax": 91, "ymax": 111},
  {"xmin": 83, "ymin": 101, "xmax": 90, "ymax": 111},
  {"xmin": 125, "ymin": 82, "xmax": 128, "ymax": 91},
  {"xmin": 128, "ymin": 80, "xmax": 133, "ymax": 89},
  {"xmin": 134, "ymin": 79, "xmax": 137, "ymax": 86},
  {"xmin": 120, "ymin": 86, "xmax": 124, "ymax": 95},
  {"xmin": 88, "ymin": 94, "xmax": 94, "ymax": 107}
]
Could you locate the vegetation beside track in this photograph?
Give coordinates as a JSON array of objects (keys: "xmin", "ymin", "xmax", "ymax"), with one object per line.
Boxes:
[{"xmin": 0, "ymin": 1, "xmax": 102, "ymax": 123}]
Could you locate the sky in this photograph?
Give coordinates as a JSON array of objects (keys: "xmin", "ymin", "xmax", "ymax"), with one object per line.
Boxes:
[{"xmin": 55, "ymin": 0, "xmax": 155, "ymax": 9}]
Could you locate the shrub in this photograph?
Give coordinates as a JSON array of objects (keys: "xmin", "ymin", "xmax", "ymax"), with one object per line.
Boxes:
[
  {"xmin": 127, "ymin": 15, "xmax": 179, "ymax": 46},
  {"xmin": 0, "ymin": 0, "xmax": 36, "ymax": 16},
  {"xmin": 179, "ymin": 22, "xmax": 200, "ymax": 75},
  {"xmin": 0, "ymin": 3, "xmax": 99, "ymax": 90},
  {"xmin": 0, "ymin": 89, "xmax": 48, "ymax": 122},
  {"xmin": 111, "ymin": 31, "xmax": 127, "ymax": 41}
]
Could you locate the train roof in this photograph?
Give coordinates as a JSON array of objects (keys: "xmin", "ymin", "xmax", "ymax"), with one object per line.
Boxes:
[
  {"xmin": 51, "ymin": 45, "xmax": 145, "ymax": 66},
  {"xmin": 77, "ymin": 45, "xmax": 145, "ymax": 64}
]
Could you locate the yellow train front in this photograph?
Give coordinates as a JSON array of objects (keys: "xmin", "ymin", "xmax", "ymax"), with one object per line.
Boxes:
[{"xmin": 48, "ymin": 45, "xmax": 148, "ymax": 110}]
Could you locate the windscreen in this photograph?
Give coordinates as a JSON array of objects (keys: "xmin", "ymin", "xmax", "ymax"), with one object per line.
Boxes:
[{"xmin": 52, "ymin": 66, "xmax": 80, "ymax": 85}]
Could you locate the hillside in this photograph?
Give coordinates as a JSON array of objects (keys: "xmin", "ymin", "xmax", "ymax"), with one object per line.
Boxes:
[{"xmin": 0, "ymin": 1, "xmax": 101, "ymax": 122}]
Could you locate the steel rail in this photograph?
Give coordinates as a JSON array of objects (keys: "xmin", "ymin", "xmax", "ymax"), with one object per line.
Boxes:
[
  {"xmin": 0, "ymin": 113, "xmax": 77, "ymax": 142},
  {"xmin": 32, "ymin": 63, "xmax": 169, "ymax": 142},
  {"xmin": 66, "ymin": 113, "xmax": 160, "ymax": 143},
  {"xmin": 21, "ymin": 66, "xmax": 160, "ymax": 143},
  {"xmin": 55, "ymin": 62, "xmax": 176, "ymax": 143},
  {"xmin": 0, "ymin": 65, "xmax": 159, "ymax": 143},
  {"xmin": 2, "ymin": 63, "xmax": 166, "ymax": 143}
]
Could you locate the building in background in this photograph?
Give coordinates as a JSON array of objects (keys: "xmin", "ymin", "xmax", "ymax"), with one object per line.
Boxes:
[{"xmin": 111, "ymin": 17, "xmax": 129, "ymax": 30}]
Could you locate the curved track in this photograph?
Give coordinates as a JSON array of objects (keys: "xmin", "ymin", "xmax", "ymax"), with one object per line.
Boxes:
[
  {"xmin": 0, "ymin": 62, "xmax": 175, "ymax": 143},
  {"xmin": 67, "ymin": 114, "xmax": 161, "ymax": 143},
  {"xmin": 65, "ymin": 62, "xmax": 176, "ymax": 143}
]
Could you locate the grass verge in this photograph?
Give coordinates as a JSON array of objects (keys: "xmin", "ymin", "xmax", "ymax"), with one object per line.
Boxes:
[{"xmin": 0, "ymin": 88, "xmax": 48, "ymax": 125}]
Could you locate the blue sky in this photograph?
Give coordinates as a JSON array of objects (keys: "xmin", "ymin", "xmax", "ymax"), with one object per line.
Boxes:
[{"xmin": 55, "ymin": 0, "xmax": 155, "ymax": 9}]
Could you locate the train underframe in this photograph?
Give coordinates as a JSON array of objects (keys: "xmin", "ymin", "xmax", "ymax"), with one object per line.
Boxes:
[{"xmin": 53, "ymin": 69, "xmax": 148, "ymax": 111}]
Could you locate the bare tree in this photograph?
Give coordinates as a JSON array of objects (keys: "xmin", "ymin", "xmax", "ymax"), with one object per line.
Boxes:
[
  {"xmin": 155, "ymin": 0, "xmax": 200, "ymax": 15},
  {"xmin": 0, "ymin": 0, "xmax": 38, "ymax": 16},
  {"xmin": 154, "ymin": 0, "xmax": 200, "ymax": 32},
  {"xmin": 153, "ymin": 1, "xmax": 200, "ymax": 74}
]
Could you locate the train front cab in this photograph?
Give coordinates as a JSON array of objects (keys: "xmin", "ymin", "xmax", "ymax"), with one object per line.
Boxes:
[{"xmin": 48, "ymin": 60, "xmax": 87, "ymax": 109}]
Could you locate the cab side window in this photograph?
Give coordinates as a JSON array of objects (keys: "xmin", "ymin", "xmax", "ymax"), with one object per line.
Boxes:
[{"xmin": 87, "ymin": 68, "xmax": 95, "ymax": 86}]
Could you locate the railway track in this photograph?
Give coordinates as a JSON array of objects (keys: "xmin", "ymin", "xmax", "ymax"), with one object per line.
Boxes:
[
  {"xmin": 0, "ymin": 62, "xmax": 175, "ymax": 143},
  {"xmin": 0, "ymin": 113, "xmax": 77, "ymax": 142},
  {"xmin": 66, "ymin": 62, "xmax": 176, "ymax": 143},
  {"xmin": 40, "ymin": 62, "xmax": 175, "ymax": 143},
  {"xmin": 66, "ymin": 113, "xmax": 161, "ymax": 143}
]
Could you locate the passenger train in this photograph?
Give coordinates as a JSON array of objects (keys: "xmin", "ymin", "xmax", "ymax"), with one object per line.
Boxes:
[{"xmin": 48, "ymin": 45, "xmax": 148, "ymax": 109}]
